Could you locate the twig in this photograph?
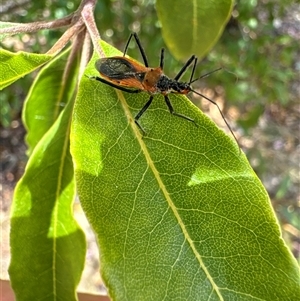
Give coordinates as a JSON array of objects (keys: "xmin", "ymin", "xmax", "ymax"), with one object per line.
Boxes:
[
  {"xmin": 1, "ymin": 0, "xmax": 102, "ymax": 58},
  {"xmin": 46, "ymin": 20, "xmax": 84, "ymax": 55},
  {"xmin": 0, "ymin": 15, "xmax": 74, "ymax": 35},
  {"xmin": 80, "ymin": 30, "xmax": 92, "ymax": 78},
  {"xmin": 81, "ymin": 1, "xmax": 104, "ymax": 58}
]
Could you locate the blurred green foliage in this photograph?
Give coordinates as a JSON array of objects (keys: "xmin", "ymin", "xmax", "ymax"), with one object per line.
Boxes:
[
  {"xmin": 208, "ymin": 0, "xmax": 298, "ymax": 129},
  {"xmin": 1, "ymin": 0, "xmax": 298, "ymax": 131}
]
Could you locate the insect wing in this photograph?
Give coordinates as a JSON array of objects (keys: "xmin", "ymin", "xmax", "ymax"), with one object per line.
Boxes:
[
  {"xmin": 95, "ymin": 57, "xmax": 147, "ymax": 89},
  {"xmin": 95, "ymin": 57, "xmax": 143, "ymax": 80}
]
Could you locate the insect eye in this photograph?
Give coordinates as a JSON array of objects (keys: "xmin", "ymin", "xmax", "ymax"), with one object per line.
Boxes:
[{"xmin": 136, "ymin": 73, "xmax": 145, "ymax": 81}]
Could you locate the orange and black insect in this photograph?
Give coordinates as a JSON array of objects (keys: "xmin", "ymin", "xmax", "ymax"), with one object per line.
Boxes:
[{"xmin": 89, "ymin": 33, "xmax": 237, "ymax": 144}]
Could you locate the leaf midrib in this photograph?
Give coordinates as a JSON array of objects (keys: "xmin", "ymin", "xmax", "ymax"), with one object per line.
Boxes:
[
  {"xmin": 116, "ymin": 89, "xmax": 224, "ymax": 300},
  {"xmin": 52, "ymin": 103, "xmax": 73, "ymax": 298}
]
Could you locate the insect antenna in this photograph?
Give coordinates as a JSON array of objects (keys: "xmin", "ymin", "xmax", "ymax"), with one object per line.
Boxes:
[
  {"xmin": 191, "ymin": 88, "xmax": 239, "ymax": 148},
  {"xmin": 188, "ymin": 65, "xmax": 239, "ymax": 148},
  {"xmin": 190, "ymin": 68, "xmax": 223, "ymax": 84}
]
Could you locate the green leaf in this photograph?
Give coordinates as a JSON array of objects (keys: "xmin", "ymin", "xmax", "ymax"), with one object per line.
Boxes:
[
  {"xmin": 156, "ymin": 0, "xmax": 234, "ymax": 60},
  {"xmin": 9, "ymin": 97, "xmax": 86, "ymax": 301},
  {"xmin": 71, "ymin": 42, "xmax": 300, "ymax": 300},
  {"xmin": 23, "ymin": 48, "xmax": 79, "ymax": 155},
  {"xmin": 0, "ymin": 49, "xmax": 53, "ymax": 89}
]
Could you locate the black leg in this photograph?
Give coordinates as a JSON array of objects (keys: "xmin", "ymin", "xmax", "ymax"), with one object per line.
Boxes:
[
  {"xmin": 160, "ymin": 48, "xmax": 165, "ymax": 70},
  {"xmin": 174, "ymin": 55, "xmax": 196, "ymax": 81},
  {"xmin": 123, "ymin": 33, "xmax": 149, "ymax": 67},
  {"xmin": 123, "ymin": 33, "xmax": 134, "ymax": 56},
  {"xmin": 164, "ymin": 95, "xmax": 196, "ymax": 125},
  {"xmin": 189, "ymin": 57, "xmax": 198, "ymax": 84},
  {"xmin": 134, "ymin": 95, "xmax": 154, "ymax": 134},
  {"xmin": 135, "ymin": 95, "xmax": 154, "ymax": 121},
  {"xmin": 88, "ymin": 76, "xmax": 141, "ymax": 93}
]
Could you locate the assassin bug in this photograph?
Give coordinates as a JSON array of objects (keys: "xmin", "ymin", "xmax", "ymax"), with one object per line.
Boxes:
[{"xmin": 89, "ymin": 33, "xmax": 237, "ymax": 145}]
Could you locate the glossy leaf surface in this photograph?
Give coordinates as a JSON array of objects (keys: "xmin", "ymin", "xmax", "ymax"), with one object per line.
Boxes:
[{"xmin": 71, "ymin": 42, "xmax": 299, "ymax": 300}]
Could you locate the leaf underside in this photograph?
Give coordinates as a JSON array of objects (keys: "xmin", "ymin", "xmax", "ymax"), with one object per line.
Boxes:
[
  {"xmin": 0, "ymin": 49, "xmax": 53, "ymax": 89},
  {"xmin": 156, "ymin": 0, "xmax": 234, "ymax": 60},
  {"xmin": 9, "ymin": 49, "xmax": 86, "ymax": 301}
]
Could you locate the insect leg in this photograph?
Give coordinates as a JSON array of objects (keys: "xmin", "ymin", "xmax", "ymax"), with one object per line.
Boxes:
[
  {"xmin": 160, "ymin": 48, "xmax": 165, "ymax": 70},
  {"xmin": 164, "ymin": 95, "xmax": 196, "ymax": 125},
  {"xmin": 174, "ymin": 55, "xmax": 196, "ymax": 81},
  {"xmin": 123, "ymin": 34, "xmax": 134, "ymax": 56},
  {"xmin": 189, "ymin": 57, "xmax": 198, "ymax": 84},
  {"xmin": 134, "ymin": 95, "xmax": 154, "ymax": 134},
  {"xmin": 88, "ymin": 76, "xmax": 141, "ymax": 93},
  {"xmin": 123, "ymin": 33, "xmax": 149, "ymax": 67}
]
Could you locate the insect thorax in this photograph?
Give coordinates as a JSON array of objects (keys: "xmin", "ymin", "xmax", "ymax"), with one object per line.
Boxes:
[{"xmin": 156, "ymin": 75, "xmax": 191, "ymax": 94}]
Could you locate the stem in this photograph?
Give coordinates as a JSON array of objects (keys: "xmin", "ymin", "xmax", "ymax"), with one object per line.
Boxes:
[
  {"xmin": 81, "ymin": 1, "xmax": 104, "ymax": 58},
  {"xmin": 46, "ymin": 20, "xmax": 84, "ymax": 55},
  {"xmin": 0, "ymin": 0, "xmax": 102, "ymax": 58},
  {"xmin": 0, "ymin": 15, "xmax": 74, "ymax": 35},
  {"xmin": 63, "ymin": 28, "xmax": 85, "ymax": 85},
  {"xmin": 80, "ymin": 31, "xmax": 92, "ymax": 78}
]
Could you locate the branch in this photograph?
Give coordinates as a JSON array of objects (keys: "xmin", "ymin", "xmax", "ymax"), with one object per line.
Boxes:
[
  {"xmin": 80, "ymin": 31, "xmax": 92, "ymax": 78},
  {"xmin": 81, "ymin": 1, "xmax": 105, "ymax": 58},
  {"xmin": 0, "ymin": 15, "xmax": 74, "ymax": 35},
  {"xmin": 0, "ymin": 0, "xmax": 101, "ymax": 58},
  {"xmin": 46, "ymin": 20, "xmax": 84, "ymax": 55}
]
